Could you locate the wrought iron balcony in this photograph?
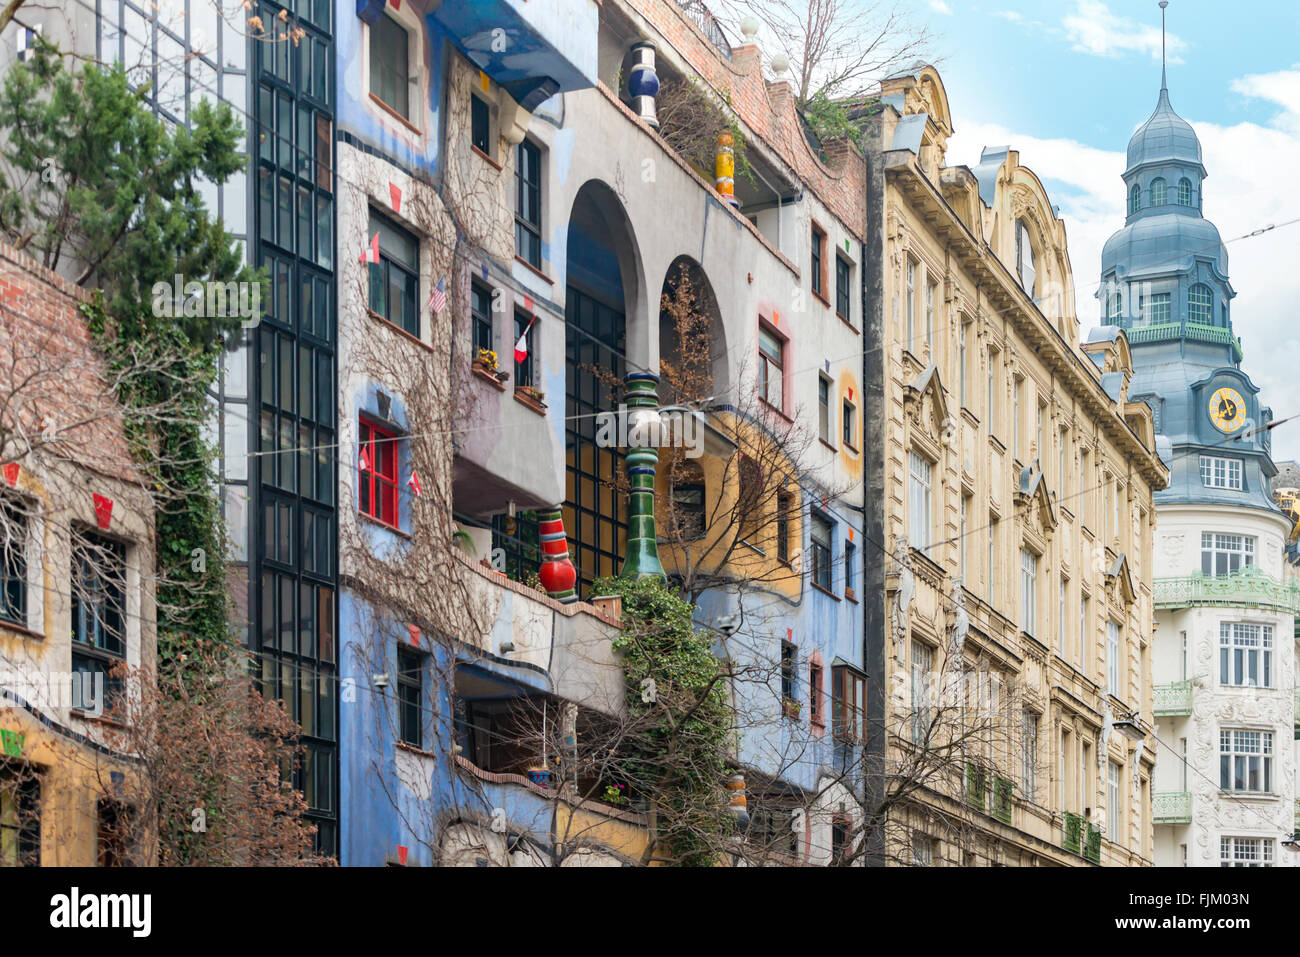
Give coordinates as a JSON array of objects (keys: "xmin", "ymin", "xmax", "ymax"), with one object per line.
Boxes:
[
  {"xmin": 1153, "ymin": 679, "xmax": 1193, "ymax": 717},
  {"xmin": 676, "ymin": 1, "xmax": 733, "ymax": 58},
  {"xmin": 1154, "ymin": 791, "xmax": 1192, "ymax": 825},
  {"xmin": 1153, "ymin": 569, "xmax": 1300, "ymax": 615}
]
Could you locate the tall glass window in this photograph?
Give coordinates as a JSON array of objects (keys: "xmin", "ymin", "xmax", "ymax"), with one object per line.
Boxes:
[{"xmin": 1189, "ymin": 283, "xmax": 1213, "ymax": 325}]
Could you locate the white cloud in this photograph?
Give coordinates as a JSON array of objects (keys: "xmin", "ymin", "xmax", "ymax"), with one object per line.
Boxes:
[
  {"xmin": 1230, "ymin": 69, "xmax": 1300, "ymax": 133},
  {"xmin": 945, "ymin": 95, "xmax": 1300, "ymax": 460},
  {"xmin": 929, "ymin": 0, "xmax": 953, "ymax": 14},
  {"xmin": 992, "ymin": 10, "xmax": 1023, "ymax": 22},
  {"xmin": 1062, "ymin": 0, "xmax": 1185, "ymax": 63}
]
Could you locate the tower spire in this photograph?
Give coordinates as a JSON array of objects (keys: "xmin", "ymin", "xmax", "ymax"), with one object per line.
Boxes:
[{"xmin": 1159, "ymin": 0, "xmax": 1168, "ymax": 92}]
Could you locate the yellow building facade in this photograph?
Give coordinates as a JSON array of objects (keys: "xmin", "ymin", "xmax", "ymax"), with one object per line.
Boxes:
[{"xmin": 862, "ymin": 67, "xmax": 1168, "ymax": 866}]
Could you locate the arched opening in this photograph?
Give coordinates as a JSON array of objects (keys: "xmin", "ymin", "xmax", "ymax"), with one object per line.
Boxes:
[
  {"xmin": 1177, "ymin": 177, "xmax": 1193, "ymax": 206},
  {"xmin": 657, "ymin": 256, "xmax": 728, "ymax": 407},
  {"xmin": 563, "ymin": 181, "xmax": 642, "ymax": 595},
  {"xmin": 1150, "ymin": 177, "xmax": 1167, "ymax": 206},
  {"xmin": 1129, "ymin": 184, "xmax": 1141, "ymax": 215}
]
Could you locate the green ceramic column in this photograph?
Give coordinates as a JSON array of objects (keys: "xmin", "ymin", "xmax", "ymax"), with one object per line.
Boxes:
[{"xmin": 619, "ymin": 372, "xmax": 667, "ymax": 581}]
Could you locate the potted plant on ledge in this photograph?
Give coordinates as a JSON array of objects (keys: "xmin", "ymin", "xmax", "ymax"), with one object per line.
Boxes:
[
  {"xmin": 515, "ymin": 384, "xmax": 547, "ymax": 413},
  {"xmin": 472, "ymin": 348, "xmax": 509, "ymax": 388}
]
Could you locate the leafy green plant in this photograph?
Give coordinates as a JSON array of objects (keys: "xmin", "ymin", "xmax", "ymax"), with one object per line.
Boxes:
[{"xmin": 593, "ymin": 575, "xmax": 733, "ymax": 865}]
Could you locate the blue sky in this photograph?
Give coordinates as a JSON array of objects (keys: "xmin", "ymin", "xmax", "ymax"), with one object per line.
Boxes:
[{"xmin": 918, "ymin": 0, "xmax": 1300, "ymax": 462}]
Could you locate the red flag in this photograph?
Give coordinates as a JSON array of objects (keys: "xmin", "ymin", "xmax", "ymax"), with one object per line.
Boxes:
[
  {"xmin": 389, "ymin": 182, "xmax": 402, "ymax": 214},
  {"xmin": 523, "ymin": 294, "xmax": 534, "ymax": 312},
  {"xmin": 2, "ymin": 462, "xmax": 17, "ymax": 486},
  {"xmin": 407, "ymin": 471, "xmax": 422, "ymax": 496},
  {"xmin": 359, "ymin": 444, "xmax": 372, "ymax": 472},
  {"xmin": 93, "ymin": 493, "xmax": 113, "ymax": 530},
  {"xmin": 397, "ymin": 845, "xmax": 408, "ymax": 866},
  {"xmin": 408, "ymin": 624, "xmax": 421, "ymax": 647},
  {"xmin": 514, "ymin": 315, "xmax": 536, "ymax": 364}
]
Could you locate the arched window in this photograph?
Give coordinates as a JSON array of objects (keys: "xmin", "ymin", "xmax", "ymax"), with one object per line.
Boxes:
[
  {"xmin": 1015, "ymin": 219, "xmax": 1036, "ymax": 295},
  {"xmin": 1129, "ymin": 184, "xmax": 1141, "ymax": 214},
  {"xmin": 1178, "ymin": 178, "xmax": 1193, "ymax": 206},
  {"xmin": 1150, "ymin": 178, "xmax": 1167, "ymax": 206},
  {"xmin": 1109, "ymin": 291, "xmax": 1123, "ymax": 320},
  {"xmin": 1189, "ymin": 284, "xmax": 1213, "ymax": 325}
]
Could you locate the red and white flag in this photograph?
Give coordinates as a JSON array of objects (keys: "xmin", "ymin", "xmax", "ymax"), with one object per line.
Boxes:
[
  {"xmin": 407, "ymin": 471, "xmax": 422, "ymax": 496},
  {"xmin": 359, "ymin": 444, "xmax": 372, "ymax": 472},
  {"xmin": 360, "ymin": 233, "xmax": 379, "ymax": 264},
  {"xmin": 514, "ymin": 315, "xmax": 537, "ymax": 364}
]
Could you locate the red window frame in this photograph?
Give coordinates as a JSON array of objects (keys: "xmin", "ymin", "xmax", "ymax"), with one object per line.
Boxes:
[{"xmin": 359, "ymin": 417, "xmax": 400, "ymax": 528}]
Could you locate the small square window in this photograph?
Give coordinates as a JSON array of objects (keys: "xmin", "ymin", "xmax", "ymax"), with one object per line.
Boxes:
[{"xmin": 470, "ymin": 96, "xmax": 490, "ymax": 155}]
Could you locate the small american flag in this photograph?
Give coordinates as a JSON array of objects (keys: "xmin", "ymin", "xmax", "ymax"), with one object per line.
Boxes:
[{"xmin": 428, "ymin": 277, "xmax": 447, "ymax": 315}]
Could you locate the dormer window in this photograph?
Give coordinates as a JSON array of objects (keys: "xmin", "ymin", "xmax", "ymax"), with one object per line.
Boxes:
[{"xmin": 1015, "ymin": 219, "xmax": 1036, "ymax": 295}]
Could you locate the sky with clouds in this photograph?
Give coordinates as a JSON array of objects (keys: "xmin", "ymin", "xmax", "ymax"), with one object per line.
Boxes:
[{"xmin": 913, "ymin": 0, "xmax": 1300, "ymax": 460}]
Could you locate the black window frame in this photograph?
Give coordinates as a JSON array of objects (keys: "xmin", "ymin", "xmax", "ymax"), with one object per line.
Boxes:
[
  {"xmin": 780, "ymin": 640, "xmax": 797, "ymax": 703},
  {"xmin": 844, "ymin": 540, "xmax": 856, "ymax": 596},
  {"xmin": 515, "ymin": 139, "xmax": 542, "ymax": 268},
  {"xmin": 0, "ymin": 766, "xmax": 40, "ymax": 867},
  {"xmin": 775, "ymin": 491, "xmax": 792, "ymax": 564},
  {"xmin": 513, "ymin": 309, "xmax": 535, "ymax": 388},
  {"xmin": 842, "ymin": 398, "xmax": 856, "ymax": 449},
  {"xmin": 810, "ymin": 513, "xmax": 832, "ymax": 591},
  {"xmin": 835, "ymin": 255, "xmax": 851, "ymax": 320},
  {"xmin": 470, "ymin": 95, "xmax": 491, "ymax": 155},
  {"xmin": 70, "ymin": 529, "xmax": 127, "ymax": 716},
  {"xmin": 367, "ymin": 209, "xmax": 420, "ymax": 337},
  {"xmin": 0, "ymin": 500, "xmax": 26, "ymax": 627},
  {"xmin": 397, "ymin": 645, "xmax": 423, "ymax": 748},
  {"xmin": 810, "ymin": 224, "xmax": 825, "ymax": 298},
  {"xmin": 817, "ymin": 376, "xmax": 831, "ymax": 443},
  {"xmin": 471, "ymin": 281, "xmax": 494, "ymax": 358}
]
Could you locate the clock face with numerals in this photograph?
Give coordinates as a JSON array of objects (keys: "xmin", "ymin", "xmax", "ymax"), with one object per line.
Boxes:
[{"xmin": 1209, "ymin": 387, "xmax": 1247, "ymax": 434}]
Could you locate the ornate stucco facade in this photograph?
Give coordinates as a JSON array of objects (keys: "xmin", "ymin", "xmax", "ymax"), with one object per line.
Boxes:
[
  {"xmin": 861, "ymin": 66, "xmax": 1167, "ymax": 866},
  {"xmin": 1100, "ymin": 73, "xmax": 1299, "ymax": 867}
]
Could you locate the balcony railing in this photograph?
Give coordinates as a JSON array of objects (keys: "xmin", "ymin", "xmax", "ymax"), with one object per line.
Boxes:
[
  {"xmin": 676, "ymin": 0, "xmax": 733, "ymax": 59},
  {"xmin": 992, "ymin": 776, "xmax": 1014, "ymax": 825},
  {"xmin": 1154, "ymin": 679, "xmax": 1193, "ymax": 717},
  {"xmin": 1062, "ymin": 811, "xmax": 1101, "ymax": 862},
  {"xmin": 1124, "ymin": 321, "xmax": 1243, "ymax": 361},
  {"xmin": 1153, "ymin": 569, "xmax": 1300, "ymax": 615},
  {"xmin": 1084, "ymin": 823, "xmax": 1101, "ymax": 864},
  {"xmin": 1154, "ymin": 790, "xmax": 1192, "ymax": 824},
  {"xmin": 1063, "ymin": 811, "xmax": 1084, "ymax": 855}
]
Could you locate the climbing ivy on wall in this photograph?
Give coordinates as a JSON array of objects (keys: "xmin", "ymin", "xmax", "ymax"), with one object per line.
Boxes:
[{"xmin": 594, "ymin": 575, "xmax": 735, "ymax": 865}]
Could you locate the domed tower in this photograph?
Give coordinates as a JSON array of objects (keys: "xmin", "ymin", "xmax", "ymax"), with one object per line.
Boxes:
[
  {"xmin": 1098, "ymin": 69, "xmax": 1278, "ymax": 512},
  {"xmin": 1110, "ymin": 5, "xmax": 1296, "ymax": 873}
]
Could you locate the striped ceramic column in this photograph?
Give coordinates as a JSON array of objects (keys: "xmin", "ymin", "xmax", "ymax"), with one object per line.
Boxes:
[
  {"xmin": 619, "ymin": 372, "xmax": 667, "ymax": 581},
  {"xmin": 537, "ymin": 507, "xmax": 577, "ymax": 603},
  {"xmin": 715, "ymin": 130, "xmax": 739, "ymax": 208}
]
